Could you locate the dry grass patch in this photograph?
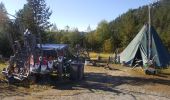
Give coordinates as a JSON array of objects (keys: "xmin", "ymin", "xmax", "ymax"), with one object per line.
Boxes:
[
  {"xmin": 159, "ymin": 67, "xmax": 170, "ymax": 75},
  {"xmin": 0, "ymin": 62, "xmax": 7, "ymax": 80},
  {"xmin": 0, "ymin": 62, "xmax": 7, "ymax": 71},
  {"xmin": 89, "ymin": 52, "xmax": 113, "ymax": 59}
]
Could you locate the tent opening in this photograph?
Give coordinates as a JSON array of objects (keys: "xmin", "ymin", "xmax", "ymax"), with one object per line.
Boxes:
[{"xmin": 132, "ymin": 48, "xmax": 143, "ymax": 66}]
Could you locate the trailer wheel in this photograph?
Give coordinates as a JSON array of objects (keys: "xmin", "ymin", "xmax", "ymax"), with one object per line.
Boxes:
[
  {"xmin": 28, "ymin": 74, "xmax": 37, "ymax": 84},
  {"xmin": 8, "ymin": 76, "xmax": 15, "ymax": 84},
  {"xmin": 57, "ymin": 63, "xmax": 63, "ymax": 80},
  {"xmin": 70, "ymin": 63, "xmax": 84, "ymax": 80},
  {"xmin": 70, "ymin": 65, "xmax": 78, "ymax": 80},
  {"xmin": 78, "ymin": 64, "xmax": 84, "ymax": 80}
]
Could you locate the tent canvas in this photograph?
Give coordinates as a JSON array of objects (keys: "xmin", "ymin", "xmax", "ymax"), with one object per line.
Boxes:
[{"xmin": 120, "ymin": 24, "xmax": 170, "ymax": 67}]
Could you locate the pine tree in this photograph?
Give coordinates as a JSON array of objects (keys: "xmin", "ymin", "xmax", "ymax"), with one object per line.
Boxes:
[
  {"xmin": 0, "ymin": 2, "xmax": 8, "ymax": 32},
  {"xmin": 0, "ymin": 2, "xmax": 12, "ymax": 57},
  {"xmin": 17, "ymin": 0, "xmax": 52, "ymax": 35}
]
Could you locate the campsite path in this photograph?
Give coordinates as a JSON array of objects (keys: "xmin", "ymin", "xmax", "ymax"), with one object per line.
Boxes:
[{"xmin": 1, "ymin": 66, "xmax": 170, "ymax": 100}]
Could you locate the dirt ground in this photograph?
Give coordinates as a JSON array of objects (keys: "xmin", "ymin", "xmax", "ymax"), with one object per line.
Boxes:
[{"xmin": 0, "ymin": 65, "xmax": 170, "ymax": 100}]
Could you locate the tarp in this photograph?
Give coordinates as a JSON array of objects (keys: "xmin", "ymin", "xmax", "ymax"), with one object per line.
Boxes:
[
  {"xmin": 120, "ymin": 24, "xmax": 170, "ymax": 67},
  {"xmin": 37, "ymin": 44, "xmax": 68, "ymax": 50}
]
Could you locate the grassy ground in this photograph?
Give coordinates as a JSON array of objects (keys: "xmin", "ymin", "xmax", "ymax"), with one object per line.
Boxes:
[
  {"xmin": 0, "ymin": 62, "xmax": 7, "ymax": 80},
  {"xmin": 159, "ymin": 67, "xmax": 170, "ymax": 75},
  {"xmin": 89, "ymin": 52, "xmax": 170, "ymax": 75},
  {"xmin": 0, "ymin": 62, "xmax": 7, "ymax": 72},
  {"xmin": 1, "ymin": 65, "xmax": 170, "ymax": 100},
  {"xmin": 89, "ymin": 52, "xmax": 113, "ymax": 59},
  {"xmin": 0, "ymin": 60, "xmax": 169, "ymax": 100}
]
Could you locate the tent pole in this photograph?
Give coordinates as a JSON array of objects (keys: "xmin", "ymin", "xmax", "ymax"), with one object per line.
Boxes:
[{"xmin": 148, "ymin": 4, "xmax": 152, "ymax": 61}]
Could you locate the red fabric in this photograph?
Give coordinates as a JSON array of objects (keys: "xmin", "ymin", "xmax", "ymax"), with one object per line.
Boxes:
[
  {"xmin": 36, "ymin": 56, "xmax": 47, "ymax": 65},
  {"xmin": 43, "ymin": 57, "xmax": 47, "ymax": 65},
  {"xmin": 37, "ymin": 57, "xmax": 40, "ymax": 64}
]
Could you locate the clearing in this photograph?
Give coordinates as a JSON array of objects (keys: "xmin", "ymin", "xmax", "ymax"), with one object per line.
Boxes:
[{"xmin": 0, "ymin": 65, "xmax": 170, "ymax": 100}]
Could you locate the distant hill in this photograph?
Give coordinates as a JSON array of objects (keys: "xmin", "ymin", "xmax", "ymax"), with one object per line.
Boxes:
[{"xmin": 109, "ymin": 0, "xmax": 170, "ymax": 51}]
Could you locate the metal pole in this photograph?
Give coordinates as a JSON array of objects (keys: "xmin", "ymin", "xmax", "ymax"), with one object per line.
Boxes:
[{"xmin": 148, "ymin": 4, "xmax": 152, "ymax": 61}]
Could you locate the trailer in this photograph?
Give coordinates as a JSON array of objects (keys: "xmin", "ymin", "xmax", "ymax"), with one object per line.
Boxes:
[{"xmin": 2, "ymin": 30, "xmax": 84, "ymax": 83}]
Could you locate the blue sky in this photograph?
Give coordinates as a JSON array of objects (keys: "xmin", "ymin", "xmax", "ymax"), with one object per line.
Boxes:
[{"xmin": 0, "ymin": 0, "xmax": 154, "ymax": 31}]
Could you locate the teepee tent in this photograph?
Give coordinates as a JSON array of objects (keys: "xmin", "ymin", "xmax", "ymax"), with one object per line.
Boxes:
[{"xmin": 120, "ymin": 24, "xmax": 170, "ymax": 67}]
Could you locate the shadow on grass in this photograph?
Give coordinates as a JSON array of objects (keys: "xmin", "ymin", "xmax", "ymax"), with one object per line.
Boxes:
[
  {"xmin": 1, "ymin": 71, "xmax": 170, "ymax": 99},
  {"xmin": 0, "ymin": 83, "xmax": 30, "ymax": 99},
  {"xmin": 50, "ymin": 72, "xmax": 170, "ymax": 99},
  {"xmin": 51, "ymin": 72, "xmax": 170, "ymax": 90},
  {"xmin": 154, "ymin": 74, "xmax": 169, "ymax": 78}
]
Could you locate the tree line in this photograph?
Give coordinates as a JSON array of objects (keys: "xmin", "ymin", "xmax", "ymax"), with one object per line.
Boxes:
[{"xmin": 0, "ymin": 0, "xmax": 169, "ymax": 57}]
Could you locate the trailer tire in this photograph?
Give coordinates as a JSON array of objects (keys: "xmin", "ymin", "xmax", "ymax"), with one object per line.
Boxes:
[
  {"xmin": 8, "ymin": 76, "xmax": 15, "ymax": 84},
  {"xmin": 78, "ymin": 64, "xmax": 84, "ymax": 80},
  {"xmin": 70, "ymin": 63, "xmax": 84, "ymax": 80},
  {"xmin": 70, "ymin": 65, "xmax": 78, "ymax": 80},
  {"xmin": 57, "ymin": 63, "xmax": 63, "ymax": 80},
  {"xmin": 28, "ymin": 74, "xmax": 37, "ymax": 84}
]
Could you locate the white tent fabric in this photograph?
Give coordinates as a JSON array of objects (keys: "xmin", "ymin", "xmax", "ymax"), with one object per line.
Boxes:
[{"xmin": 120, "ymin": 24, "xmax": 170, "ymax": 67}]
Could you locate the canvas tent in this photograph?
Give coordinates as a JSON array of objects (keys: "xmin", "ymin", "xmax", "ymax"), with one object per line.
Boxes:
[{"xmin": 120, "ymin": 24, "xmax": 170, "ymax": 67}]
